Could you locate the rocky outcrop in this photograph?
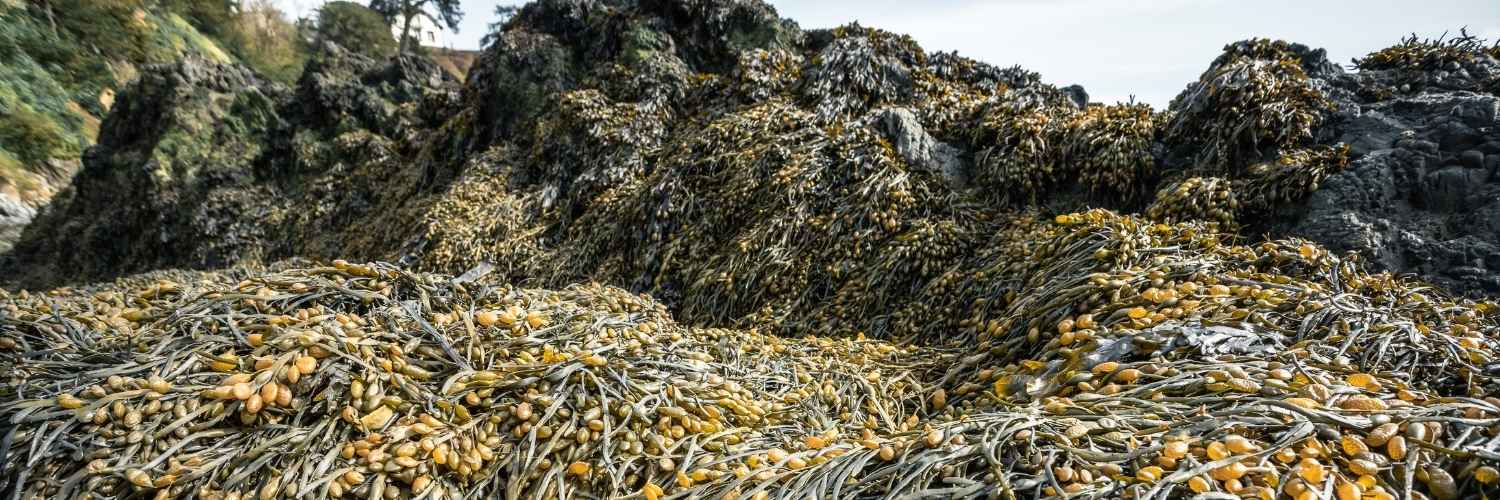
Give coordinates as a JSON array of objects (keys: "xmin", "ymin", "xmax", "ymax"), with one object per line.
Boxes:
[
  {"xmin": 1, "ymin": 47, "xmax": 457, "ymax": 288},
  {"xmin": 1153, "ymin": 37, "xmax": 1500, "ymax": 296},
  {"xmin": 5, "ymin": 0, "xmax": 1499, "ymax": 304},
  {"xmin": 2, "ymin": 57, "xmax": 282, "ymax": 286},
  {"xmin": 0, "ymin": 1, "xmax": 239, "ymax": 251},
  {"xmin": 1271, "ymin": 81, "xmax": 1500, "ymax": 294},
  {"xmin": 876, "ymin": 107, "xmax": 968, "ymax": 188}
]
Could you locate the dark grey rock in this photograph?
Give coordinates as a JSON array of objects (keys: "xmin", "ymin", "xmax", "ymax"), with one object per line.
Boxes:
[
  {"xmin": 1420, "ymin": 165, "xmax": 1487, "ymax": 212},
  {"xmin": 1461, "ymin": 149, "xmax": 1486, "ymax": 168},
  {"xmin": 1272, "ymin": 87, "xmax": 1500, "ymax": 296},
  {"xmin": 1061, "ymin": 84, "xmax": 1089, "ymax": 109},
  {"xmin": 876, "ymin": 107, "xmax": 969, "ymax": 188}
]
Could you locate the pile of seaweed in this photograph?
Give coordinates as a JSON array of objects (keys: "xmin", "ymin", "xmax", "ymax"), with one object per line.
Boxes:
[
  {"xmin": 2, "ymin": 211, "xmax": 1497, "ymax": 499},
  {"xmin": 2, "ymin": 0, "xmax": 1500, "ymax": 498}
]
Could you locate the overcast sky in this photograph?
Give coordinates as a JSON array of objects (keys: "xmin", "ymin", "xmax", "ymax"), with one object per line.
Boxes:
[{"xmin": 275, "ymin": 0, "xmax": 1500, "ymax": 106}]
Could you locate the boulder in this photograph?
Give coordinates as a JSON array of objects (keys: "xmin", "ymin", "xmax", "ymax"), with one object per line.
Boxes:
[
  {"xmin": 1271, "ymin": 91, "xmax": 1500, "ymax": 295},
  {"xmin": 877, "ymin": 107, "xmax": 968, "ymax": 188}
]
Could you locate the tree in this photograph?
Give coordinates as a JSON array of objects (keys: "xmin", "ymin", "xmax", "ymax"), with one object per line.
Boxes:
[
  {"xmin": 316, "ymin": 1, "xmax": 396, "ymax": 59},
  {"xmin": 224, "ymin": 0, "xmax": 306, "ymax": 82},
  {"xmin": 480, "ymin": 5, "xmax": 520, "ymax": 47},
  {"xmin": 368, "ymin": 0, "xmax": 462, "ymax": 54}
]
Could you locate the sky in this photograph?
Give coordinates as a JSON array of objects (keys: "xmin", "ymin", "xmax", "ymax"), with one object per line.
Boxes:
[{"xmin": 273, "ymin": 0, "xmax": 1500, "ymax": 106}]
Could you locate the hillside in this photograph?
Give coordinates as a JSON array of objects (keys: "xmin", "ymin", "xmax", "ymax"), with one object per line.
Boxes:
[
  {"xmin": 0, "ymin": 0, "xmax": 1498, "ymax": 499},
  {"xmin": 0, "ymin": 0, "xmax": 240, "ymax": 251},
  {"xmin": 429, "ymin": 46, "xmax": 480, "ymax": 80}
]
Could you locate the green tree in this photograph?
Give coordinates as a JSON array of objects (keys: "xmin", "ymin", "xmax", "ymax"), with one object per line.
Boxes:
[
  {"xmin": 316, "ymin": 1, "xmax": 396, "ymax": 59},
  {"xmin": 223, "ymin": 0, "xmax": 306, "ymax": 82},
  {"xmin": 481, "ymin": 4, "xmax": 520, "ymax": 47},
  {"xmin": 368, "ymin": 0, "xmax": 462, "ymax": 53}
]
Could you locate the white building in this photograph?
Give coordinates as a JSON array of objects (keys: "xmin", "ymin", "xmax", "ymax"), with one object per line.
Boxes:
[{"xmin": 390, "ymin": 15, "xmax": 445, "ymax": 48}]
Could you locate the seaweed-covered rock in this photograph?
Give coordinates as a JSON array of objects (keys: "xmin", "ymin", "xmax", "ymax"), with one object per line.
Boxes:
[
  {"xmin": 639, "ymin": 0, "xmax": 800, "ymax": 71},
  {"xmin": 0, "ymin": 1, "xmax": 238, "ymax": 249},
  {"xmin": 3, "ymin": 5, "xmax": 1500, "ymax": 498},
  {"xmin": 1353, "ymin": 29, "xmax": 1500, "ymax": 96},
  {"xmin": 801, "ymin": 25, "xmax": 924, "ymax": 120},
  {"xmin": 294, "ymin": 43, "xmax": 456, "ymax": 135},
  {"xmin": 1163, "ymin": 39, "xmax": 1339, "ymax": 173},
  {"xmin": 1, "ymin": 45, "xmax": 457, "ymax": 288},
  {"xmin": 2, "ymin": 56, "xmax": 281, "ymax": 286},
  {"xmin": 6, "ymin": 0, "xmax": 1500, "ymax": 303}
]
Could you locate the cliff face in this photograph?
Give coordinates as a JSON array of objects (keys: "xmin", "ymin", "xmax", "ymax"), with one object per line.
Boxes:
[{"xmin": 3, "ymin": 0, "xmax": 1498, "ymax": 309}]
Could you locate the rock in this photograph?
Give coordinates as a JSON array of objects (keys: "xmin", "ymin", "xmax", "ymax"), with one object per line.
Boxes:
[
  {"xmin": 1061, "ymin": 84, "xmax": 1089, "ymax": 109},
  {"xmin": 0, "ymin": 46, "xmax": 456, "ymax": 288},
  {"xmin": 1420, "ymin": 165, "xmax": 1488, "ymax": 212},
  {"xmin": 1272, "ymin": 87, "xmax": 1500, "ymax": 296},
  {"xmin": 1460, "ymin": 149, "xmax": 1485, "ymax": 168},
  {"xmin": 0, "ymin": 194, "xmax": 35, "ymax": 255},
  {"xmin": 1339, "ymin": 108, "xmax": 1407, "ymax": 156},
  {"xmin": 876, "ymin": 107, "xmax": 968, "ymax": 188},
  {"xmin": 0, "ymin": 56, "xmax": 280, "ymax": 287}
]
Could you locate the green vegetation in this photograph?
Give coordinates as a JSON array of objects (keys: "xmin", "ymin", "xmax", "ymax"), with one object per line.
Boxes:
[
  {"xmin": 0, "ymin": 104, "xmax": 78, "ymax": 166},
  {"xmin": 0, "ymin": 0, "xmax": 314, "ymax": 201},
  {"xmin": 162, "ymin": 0, "xmax": 237, "ymax": 39},
  {"xmin": 220, "ymin": 0, "xmax": 307, "ymax": 83},
  {"xmin": 370, "ymin": 0, "xmax": 463, "ymax": 53},
  {"xmin": 315, "ymin": 2, "xmax": 397, "ymax": 60}
]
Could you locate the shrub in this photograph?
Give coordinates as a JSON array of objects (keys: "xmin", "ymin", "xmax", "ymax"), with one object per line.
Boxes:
[
  {"xmin": 316, "ymin": 1, "xmax": 396, "ymax": 60},
  {"xmin": 0, "ymin": 104, "xmax": 78, "ymax": 165},
  {"xmin": 222, "ymin": 0, "xmax": 307, "ymax": 82},
  {"xmin": 162, "ymin": 0, "xmax": 237, "ymax": 38}
]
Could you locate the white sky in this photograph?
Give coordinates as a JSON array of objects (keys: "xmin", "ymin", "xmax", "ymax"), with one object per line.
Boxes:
[{"xmin": 275, "ymin": 0, "xmax": 1500, "ymax": 106}]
